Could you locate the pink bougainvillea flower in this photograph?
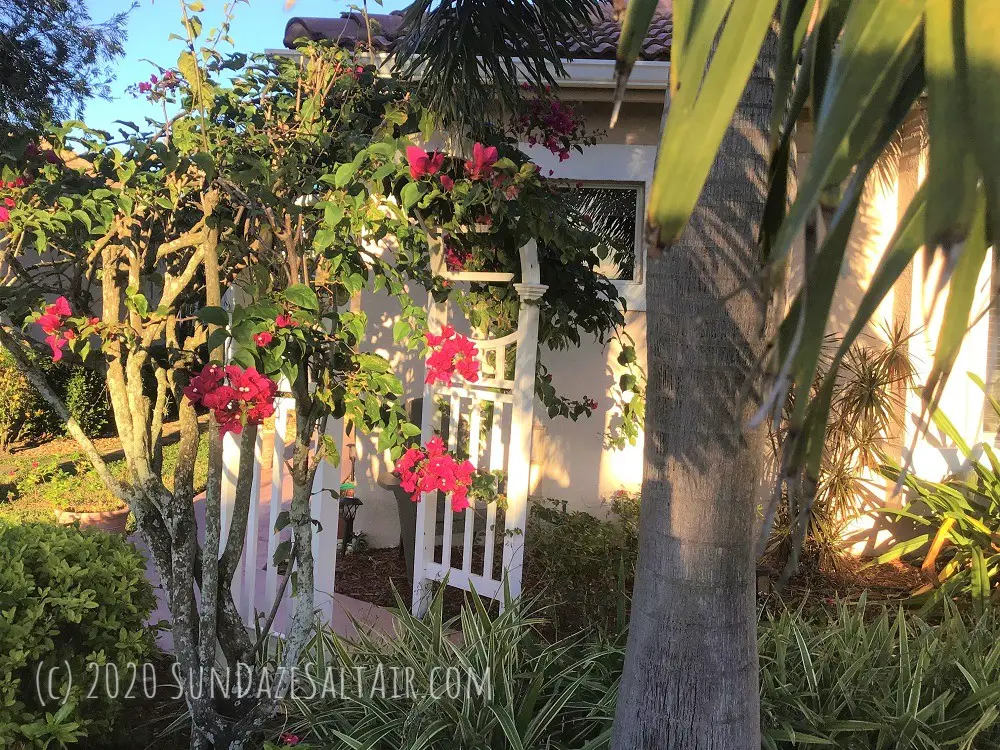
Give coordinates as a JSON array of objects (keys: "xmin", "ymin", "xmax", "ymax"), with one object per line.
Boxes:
[
  {"xmin": 87, "ymin": 317, "xmax": 100, "ymax": 327},
  {"xmin": 464, "ymin": 142, "xmax": 499, "ymax": 181},
  {"xmin": 280, "ymin": 734, "xmax": 301, "ymax": 746},
  {"xmin": 36, "ymin": 313, "xmax": 62, "ymax": 334},
  {"xmin": 275, "ymin": 314, "xmax": 296, "ymax": 328},
  {"xmin": 0, "ymin": 207, "xmax": 9, "ymax": 224},
  {"xmin": 394, "ymin": 437, "xmax": 478, "ymax": 511},
  {"xmin": 424, "ymin": 327, "xmax": 480, "ymax": 385},
  {"xmin": 184, "ymin": 363, "xmax": 277, "ymax": 437},
  {"xmin": 253, "ymin": 331, "xmax": 274, "ymax": 347},
  {"xmin": 45, "ymin": 334, "xmax": 66, "ymax": 362},
  {"xmin": 583, "ymin": 397, "xmax": 598, "ymax": 410},
  {"xmin": 47, "ymin": 297, "xmax": 72, "ymax": 317},
  {"xmin": 439, "ymin": 174, "xmax": 454, "ymax": 192},
  {"xmin": 406, "ymin": 146, "xmax": 446, "ymax": 180},
  {"xmin": 3, "ymin": 197, "xmax": 14, "ymax": 208}
]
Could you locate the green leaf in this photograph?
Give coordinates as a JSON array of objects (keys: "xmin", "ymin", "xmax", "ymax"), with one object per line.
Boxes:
[
  {"xmin": 769, "ymin": 0, "xmax": 924, "ymax": 267},
  {"xmin": 965, "ymin": 0, "xmax": 1000, "ymax": 245},
  {"xmin": 921, "ymin": 189, "xmax": 989, "ymax": 414},
  {"xmin": 925, "ymin": 0, "xmax": 978, "ymax": 249},
  {"xmin": 71, "ymin": 209, "xmax": 92, "ymax": 233},
  {"xmin": 648, "ymin": 0, "xmax": 780, "ymax": 242},
  {"xmin": 274, "ymin": 511, "xmax": 290, "ymax": 532},
  {"xmin": 401, "ymin": 181, "xmax": 424, "ymax": 211},
  {"xmin": 195, "ymin": 306, "xmax": 230, "ymax": 326},
  {"xmin": 272, "ymin": 539, "xmax": 292, "ymax": 567},
  {"xmin": 334, "ymin": 161, "xmax": 358, "ymax": 188},
  {"xmin": 284, "ymin": 284, "xmax": 319, "ymax": 311},
  {"xmin": 190, "ymin": 151, "xmax": 216, "ymax": 180}
]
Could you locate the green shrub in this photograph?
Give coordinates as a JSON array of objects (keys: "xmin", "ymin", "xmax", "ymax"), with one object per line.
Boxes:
[
  {"xmin": 280, "ymin": 593, "xmax": 1000, "ymax": 750},
  {"xmin": 63, "ymin": 366, "xmax": 112, "ymax": 438},
  {"xmin": 760, "ymin": 598, "xmax": 1000, "ymax": 749},
  {"xmin": 0, "ymin": 522, "xmax": 156, "ymax": 748},
  {"xmin": 523, "ymin": 491, "xmax": 639, "ymax": 636},
  {"xmin": 0, "ymin": 345, "xmax": 113, "ymax": 446},
  {"xmin": 874, "ymin": 375, "xmax": 1000, "ymax": 613},
  {"xmin": 282, "ymin": 590, "xmax": 622, "ymax": 749},
  {"xmin": 0, "ymin": 346, "xmax": 59, "ymax": 449}
]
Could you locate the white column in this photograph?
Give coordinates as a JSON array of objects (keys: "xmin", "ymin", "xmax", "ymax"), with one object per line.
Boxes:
[
  {"xmin": 501, "ymin": 279, "xmax": 546, "ymax": 606},
  {"xmin": 411, "ymin": 294, "xmax": 450, "ymax": 616}
]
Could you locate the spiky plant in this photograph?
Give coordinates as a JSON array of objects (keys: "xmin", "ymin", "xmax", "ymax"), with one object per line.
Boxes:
[{"xmin": 769, "ymin": 322, "xmax": 916, "ymax": 573}]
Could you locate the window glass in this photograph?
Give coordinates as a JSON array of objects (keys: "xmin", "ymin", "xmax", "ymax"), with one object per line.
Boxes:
[{"xmin": 565, "ymin": 183, "xmax": 642, "ymax": 282}]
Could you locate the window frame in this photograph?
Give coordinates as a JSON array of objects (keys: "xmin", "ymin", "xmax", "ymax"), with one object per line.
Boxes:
[{"xmin": 520, "ymin": 142, "xmax": 657, "ymax": 310}]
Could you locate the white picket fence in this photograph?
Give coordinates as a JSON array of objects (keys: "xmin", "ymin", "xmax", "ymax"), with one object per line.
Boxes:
[
  {"xmin": 220, "ymin": 391, "xmax": 341, "ymax": 635},
  {"xmin": 219, "ymin": 239, "xmax": 545, "ymax": 627}
]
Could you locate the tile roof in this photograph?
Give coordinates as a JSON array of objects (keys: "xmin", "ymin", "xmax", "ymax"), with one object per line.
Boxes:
[{"xmin": 283, "ymin": 1, "xmax": 673, "ymax": 62}]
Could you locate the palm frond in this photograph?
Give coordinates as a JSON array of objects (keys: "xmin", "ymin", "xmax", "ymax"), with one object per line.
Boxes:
[{"xmin": 393, "ymin": 0, "xmax": 602, "ymax": 135}]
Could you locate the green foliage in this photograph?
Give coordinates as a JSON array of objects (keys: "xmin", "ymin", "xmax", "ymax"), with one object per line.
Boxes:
[
  {"xmin": 768, "ymin": 327, "xmax": 914, "ymax": 573},
  {"xmin": 62, "ymin": 366, "xmax": 111, "ymax": 438},
  {"xmin": 524, "ymin": 492, "xmax": 639, "ymax": 637},
  {"xmin": 0, "ymin": 522, "xmax": 156, "ymax": 748},
  {"xmin": 0, "ymin": 345, "xmax": 55, "ymax": 449},
  {"xmin": 281, "ymin": 589, "xmax": 621, "ymax": 749},
  {"xmin": 874, "ymin": 374, "xmax": 1000, "ymax": 612},
  {"xmin": 277, "ymin": 591, "xmax": 1000, "ymax": 750},
  {"xmin": 760, "ymin": 599, "xmax": 1000, "ymax": 749},
  {"xmin": 0, "ymin": 0, "xmax": 130, "ymax": 133},
  {"xmin": 0, "ymin": 345, "xmax": 111, "ymax": 447}
]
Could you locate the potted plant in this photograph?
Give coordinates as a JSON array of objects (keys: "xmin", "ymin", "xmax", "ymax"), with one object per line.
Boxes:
[{"xmin": 54, "ymin": 495, "xmax": 130, "ymax": 534}]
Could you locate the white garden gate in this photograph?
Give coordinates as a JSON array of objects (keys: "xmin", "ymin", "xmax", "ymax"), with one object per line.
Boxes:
[
  {"xmin": 216, "ymin": 238, "xmax": 544, "ymax": 629},
  {"xmin": 411, "ymin": 239, "xmax": 545, "ymax": 615}
]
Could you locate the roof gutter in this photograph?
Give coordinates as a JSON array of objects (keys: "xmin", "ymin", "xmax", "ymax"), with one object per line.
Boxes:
[{"xmin": 265, "ymin": 49, "xmax": 669, "ymax": 92}]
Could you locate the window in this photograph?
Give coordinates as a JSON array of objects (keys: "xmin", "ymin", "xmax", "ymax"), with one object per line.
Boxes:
[{"xmin": 564, "ymin": 181, "xmax": 644, "ymax": 283}]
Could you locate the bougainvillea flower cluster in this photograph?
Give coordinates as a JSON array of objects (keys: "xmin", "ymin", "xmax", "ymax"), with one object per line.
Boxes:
[
  {"xmin": 443, "ymin": 235, "xmax": 471, "ymax": 272},
  {"xmin": 464, "ymin": 143, "xmax": 499, "ymax": 181},
  {"xmin": 425, "ymin": 325, "xmax": 480, "ymax": 385},
  {"xmin": 511, "ymin": 83, "xmax": 592, "ymax": 161},
  {"xmin": 183, "ymin": 364, "xmax": 278, "ymax": 436},
  {"xmin": 0, "ymin": 174, "xmax": 33, "ymax": 224},
  {"xmin": 395, "ymin": 436, "xmax": 476, "ymax": 512},
  {"xmin": 35, "ymin": 296, "xmax": 75, "ymax": 362},
  {"xmin": 135, "ymin": 70, "xmax": 180, "ymax": 98}
]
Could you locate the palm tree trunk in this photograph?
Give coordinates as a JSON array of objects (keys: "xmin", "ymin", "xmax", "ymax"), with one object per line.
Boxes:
[{"xmin": 611, "ymin": 26, "xmax": 782, "ymax": 750}]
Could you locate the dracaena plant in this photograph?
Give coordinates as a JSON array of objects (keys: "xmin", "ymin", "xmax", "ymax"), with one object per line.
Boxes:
[{"xmin": 0, "ymin": 3, "xmax": 639, "ymax": 747}]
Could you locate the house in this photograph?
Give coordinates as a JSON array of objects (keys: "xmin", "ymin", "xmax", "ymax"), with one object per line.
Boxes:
[{"xmin": 278, "ymin": 5, "xmax": 996, "ymax": 557}]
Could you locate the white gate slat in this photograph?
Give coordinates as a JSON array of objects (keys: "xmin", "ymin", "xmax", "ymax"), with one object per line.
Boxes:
[
  {"xmin": 462, "ymin": 401, "xmax": 482, "ymax": 573},
  {"xmin": 412, "ymin": 295, "xmax": 450, "ymax": 615},
  {"xmin": 483, "ymin": 401, "xmax": 505, "ymax": 580},
  {"xmin": 241, "ymin": 429, "xmax": 264, "ymax": 623},
  {"xmin": 441, "ymin": 393, "xmax": 462, "ymax": 570}
]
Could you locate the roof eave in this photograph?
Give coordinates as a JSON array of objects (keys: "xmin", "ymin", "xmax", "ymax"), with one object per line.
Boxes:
[{"xmin": 264, "ymin": 49, "xmax": 669, "ymax": 94}]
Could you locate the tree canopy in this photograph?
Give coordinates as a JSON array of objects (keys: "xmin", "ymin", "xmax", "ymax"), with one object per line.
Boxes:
[{"xmin": 0, "ymin": 0, "xmax": 130, "ymax": 134}]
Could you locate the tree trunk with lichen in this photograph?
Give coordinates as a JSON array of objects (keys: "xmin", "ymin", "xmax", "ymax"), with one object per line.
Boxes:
[{"xmin": 610, "ymin": 27, "xmax": 782, "ymax": 750}]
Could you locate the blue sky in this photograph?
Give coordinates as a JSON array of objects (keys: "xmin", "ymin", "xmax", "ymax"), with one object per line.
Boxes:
[{"xmin": 82, "ymin": 0, "xmax": 409, "ymax": 133}]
